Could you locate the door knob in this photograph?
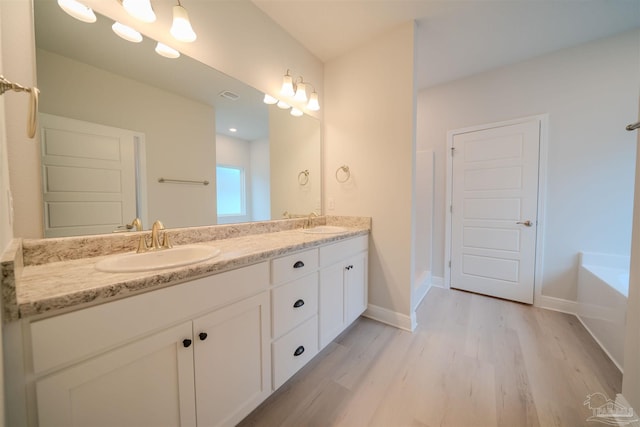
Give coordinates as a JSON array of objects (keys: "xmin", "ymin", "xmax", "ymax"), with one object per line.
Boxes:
[{"xmin": 516, "ymin": 220, "xmax": 533, "ymax": 227}]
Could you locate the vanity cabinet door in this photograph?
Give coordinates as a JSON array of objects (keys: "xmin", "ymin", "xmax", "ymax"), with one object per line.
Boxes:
[
  {"xmin": 319, "ymin": 263, "xmax": 346, "ymax": 349},
  {"xmin": 345, "ymin": 252, "xmax": 368, "ymax": 324},
  {"xmin": 36, "ymin": 322, "xmax": 196, "ymax": 427},
  {"xmin": 319, "ymin": 241, "xmax": 369, "ymax": 350},
  {"xmin": 193, "ymin": 291, "xmax": 271, "ymax": 427}
]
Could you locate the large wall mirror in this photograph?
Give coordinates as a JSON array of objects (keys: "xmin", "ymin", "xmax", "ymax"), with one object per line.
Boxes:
[{"xmin": 33, "ymin": 0, "xmax": 321, "ymax": 237}]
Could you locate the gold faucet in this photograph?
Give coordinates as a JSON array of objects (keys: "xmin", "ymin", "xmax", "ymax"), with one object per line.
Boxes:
[
  {"xmin": 304, "ymin": 212, "xmax": 318, "ymax": 229},
  {"xmin": 151, "ymin": 220, "xmax": 172, "ymax": 250},
  {"xmin": 137, "ymin": 220, "xmax": 172, "ymax": 253},
  {"xmin": 130, "ymin": 218, "xmax": 143, "ymax": 231}
]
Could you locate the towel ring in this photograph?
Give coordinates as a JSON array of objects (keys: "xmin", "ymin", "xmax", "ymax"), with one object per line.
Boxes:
[
  {"xmin": 298, "ymin": 169, "xmax": 309, "ymax": 185},
  {"xmin": 336, "ymin": 165, "xmax": 350, "ymax": 183}
]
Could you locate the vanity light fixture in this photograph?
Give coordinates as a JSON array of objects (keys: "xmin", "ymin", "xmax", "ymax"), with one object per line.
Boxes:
[
  {"xmin": 170, "ymin": 0, "xmax": 197, "ymax": 42},
  {"xmin": 57, "ymin": 0, "xmax": 97, "ymax": 23},
  {"xmin": 112, "ymin": 22, "xmax": 143, "ymax": 42},
  {"xmin": 278, "ymin": 69, "xmax": 320, "ymax": 111},
  {"xmin": 280, "ymin": 70, "xmax": 295, "ymax": 97},
  {"xmin": 277, "ymin": 100, "xmax": 290, "ymax": 109},
  {"xmin": 155, "ymin": 42, "xmax": 180, "ymax": 58},
  {"xmin": 306, "ymin": 90, "xmax": 320, "ymax": 111},
  {"xmin": 290, "ymin": 108, "xmax": 303, "ymax": 117},
  {"xmin": 293, "ymin": 80, "xmax": 307, "ymax": 103},
  {"xmin": 263, "ymin": 94, "xmax": 278, "ymax": 105},
  {"xmin": 122, "ymin": 0, "xmax": 156, "ymax": 23}
]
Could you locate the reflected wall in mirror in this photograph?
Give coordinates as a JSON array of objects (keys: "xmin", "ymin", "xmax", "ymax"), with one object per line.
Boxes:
[{"xmin": 34, "ymin": 0, "xmax": 321, "ymax": 237}]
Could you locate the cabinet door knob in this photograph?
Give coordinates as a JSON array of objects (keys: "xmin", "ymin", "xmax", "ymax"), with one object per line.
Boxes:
[
  {"xmin": 199, "ymin": 332, "xmax": 208, "ymax": 341},
  {"xmin": 293, "ymin": 345, "xmax": 305, "ymax": 357},
  {"xmin": 293, "ymin": 260, "xmax": 305, "ymax": 269},
  {"xmin": 293, "ymin": 299, "xmax": 305, "ymax": 308},
  {"xmin": 182, "ymin": 339, "xmax": 192, "ymax": 348}
]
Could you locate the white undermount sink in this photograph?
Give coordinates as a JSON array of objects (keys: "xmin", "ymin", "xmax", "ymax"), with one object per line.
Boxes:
[
  {"xmin": 95, "ymin": 244, "xmax": 221, "ymax": 273},
  {"xmin": 300, "ymin": 225, "xmax": 349, "ymax": 234}
]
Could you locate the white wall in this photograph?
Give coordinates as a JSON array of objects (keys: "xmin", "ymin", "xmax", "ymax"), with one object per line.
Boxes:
[
  {"xmin": 623, "ymin": 97, "xmax": 640, "ymax": 415},
  {"xmin": 216, "ymin": 133, "xmax": 252, "ymax": 224},
  {"xmin": 417, "ymin": 30, "xmax": 640, "ymax": 301},
  {"xmin": 37, "ymin": 50, "xmax": 217, "ymax": 230},
  {"xmin": 251, "ymin": 138, "xmax": 271, "ymax": 221},
  {"xmin": 270, "ymin": 106, "xmax": 321, "ymax": 218},
  {"xmin": 324, "ymin": 22, "xmax": 416, "ymax": 329},
  {"xmin": 413, "ymin": 149, "xmax": 434, "ymax": 307},
  {"xmin": 2, "ymin": 0, "xmax": 41, "ymax": 239}
]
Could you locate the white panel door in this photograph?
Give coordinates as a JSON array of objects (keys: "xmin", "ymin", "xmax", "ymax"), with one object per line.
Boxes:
[
  {"xmin": 450, "ymin": 120, "xmax": 540, "ymax": 304},
  {"xmin": 36, "ymin": 322, "xmax": 196, "ymax": 427},
  {"xmin": 40, "ymin": 113, "xmax": 140, "ymax": 237},
  {"xmin": 193, "ymin": 292, "xmax": 271, "ymax": 427}
]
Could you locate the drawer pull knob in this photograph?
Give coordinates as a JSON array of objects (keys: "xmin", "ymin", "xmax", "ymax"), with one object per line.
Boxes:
[
  {"xmin": 293, "ymin": 260, "xmax": 305, "ymax": 269},
  {"xmin": 293, "ymin": 299, "xmax": 305, "ymax": 308},
  {"xmin": 294, "ymin": 345, "xmax": 305, "ymax": 357},
  {"xmin": 199, "ymin": 332, "xmax": 208, "ymax": 341},
  {"xmin": 182, "ymin": 339, "xmax": 192, "ymax": 348}
]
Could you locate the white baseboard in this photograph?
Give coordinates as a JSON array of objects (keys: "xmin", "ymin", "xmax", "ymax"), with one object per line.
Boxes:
[
  {"xmin": 412, "ymin": 270, "xmax": 432, "ymax": 311},
  {"xmin": 576, "ymin": 315, "xmax": 623, "ymax": 373},
  {"xmin": 534, "ymin": 294, "xmax": 578, "ymax": 315},
  {"xmin": 363, "ymin": 304, "xmax": 415, "ymax": 332},
  {"xmin": 432, "ymin": 275, "xmax": 444, "ymax": 287}
]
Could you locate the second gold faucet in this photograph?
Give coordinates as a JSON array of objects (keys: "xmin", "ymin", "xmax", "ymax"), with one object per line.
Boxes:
[{"xmin": 137, "ymin": 220, "xmax": 172, "ymax": 253}]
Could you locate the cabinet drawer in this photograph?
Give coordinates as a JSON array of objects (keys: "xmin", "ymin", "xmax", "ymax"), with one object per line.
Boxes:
[
  {"xmin": 272, "ymin": 315, "xmax": 318, "ymax": 390},
  {"xmin": 271, "ymin": 248, "xmax": 318, "ymax": 284},
  {"xmin": 319, "ymin": 235, "xmax": 368, "ymax": 268},
  {"xmin": 272, "ymin": 273, "xmax": 318, "ymax": 338},
  {"xmin": 30, "ymin": 262, "xmax": 269, "ymax": 375}
]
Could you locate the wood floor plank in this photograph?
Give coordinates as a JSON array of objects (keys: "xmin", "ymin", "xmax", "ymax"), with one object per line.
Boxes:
[{"xmin": 239, "ymin": 287, "xmax": 623, "ymax": 427}]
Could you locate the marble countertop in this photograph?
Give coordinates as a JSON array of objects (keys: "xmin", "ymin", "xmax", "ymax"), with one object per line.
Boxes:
[{"xmin": 15, "ymin": 227, "xmax": 369, "ymax": 320}]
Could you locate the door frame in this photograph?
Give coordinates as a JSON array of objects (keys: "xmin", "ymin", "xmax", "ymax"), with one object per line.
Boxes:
[{"xmin": 444, "ymin": 114, "xmax": 549, "ymax": 305}]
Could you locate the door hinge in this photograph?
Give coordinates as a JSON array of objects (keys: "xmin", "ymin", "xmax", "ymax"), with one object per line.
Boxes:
[{"xmin": 450, "ymin": 146, "xmax": 456, "ymax": 156}]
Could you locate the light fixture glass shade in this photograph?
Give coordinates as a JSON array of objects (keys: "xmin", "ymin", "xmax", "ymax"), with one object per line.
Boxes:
[
  {"xmin": 293, "ymin": 82, "xmax": 307, "ymax": 103},
  {"xmin": 290, "ymin": 108, "xmax": 303, "ymax": 117},
  {"xmin": 122, "ymin": 0, "xmax": 156, "ymax": 23},
  {"xmin": 170, "ymin": 5, "xmax": 197, "ymax": 42},
  {"xmin": 263, "ymin": 94, "xmax": 278, "ymax": 105},
  {"xmin": 306, "ymin": 91, "xmax": 320, "ymax": 111},
  {"xmin": 155, "ymin": 42, "xmax": 180, "ymax": 58},
  {"xmin": 277, "ymin": 100, "xmax": 290, "ymax": 109},
  {"xmin": 57, "ymin": 0, "xmax": 96, "ymax": 23},
  {"xmin": 280, "ymin": 72, "xmax": 295, "ymax": 97},
  {"xmin": 112, "ymin": 22, "xmax": 143, "ymax": 43}
]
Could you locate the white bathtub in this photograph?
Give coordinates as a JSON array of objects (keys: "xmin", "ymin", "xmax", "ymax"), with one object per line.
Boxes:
[{"xmin": 577, "ymin": 252, "xmax": 630, "ymax": 371}]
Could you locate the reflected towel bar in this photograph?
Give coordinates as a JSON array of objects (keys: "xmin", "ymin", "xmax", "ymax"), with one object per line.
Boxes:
[
  {"xmin": 158, "ymin": 177, "xmax": 209, "ymax": 186},
  {"xmin": 626, "ymin": 121, "xmax": 640, "ymax": 131}
]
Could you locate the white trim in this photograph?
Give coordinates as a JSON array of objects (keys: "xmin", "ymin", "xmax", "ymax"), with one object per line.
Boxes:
[
  {"xmin": 444, "ymin": 114, "xmax": 549, "ymax": 302},
  {"xmin": 533, "ymin": 294, "xmax": 577, "ymax": 315},
  {"xmin": 577, "ymin": 315, "xmax": 623, "ymax": 373},
  {"xmin": 363, "ymin": 304, "xmax": 415, "ymax": 332},
  {"xmin": 412, "ymin": 270, "xmax": 431, "ymax": 311},
  {"xmin": 432, "ymin": 275, "xmax": 444, "ymax": 287}
]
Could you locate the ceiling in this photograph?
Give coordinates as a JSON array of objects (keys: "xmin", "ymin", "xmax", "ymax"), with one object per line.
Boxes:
[{"xmin": 252, "ymin": 0, "xmax": 640, "ymax": 89}]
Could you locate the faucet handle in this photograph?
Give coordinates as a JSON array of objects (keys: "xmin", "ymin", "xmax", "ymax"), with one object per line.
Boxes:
[
  {"xmin": 161, "ymin": 233, "xmax": 172, "ymax": 249},
  {"xmin": 137, "ymin": 234, "xmax": 149, "ymax": 253}
]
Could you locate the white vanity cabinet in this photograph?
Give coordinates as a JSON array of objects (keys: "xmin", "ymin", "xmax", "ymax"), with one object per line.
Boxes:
[
  {"xmin": 31, "ymin": 262, "xmax": 271, "ymax": 427},
  {"xmin": 270, "ymin": 248, "xmax": 320, "ymax": 390},
  {"xmin": 319, "ymin": 235, "xmax": 369, "ymax": 349},
  {"xmin": 20, "ymin": 233, "xmax": 369, "ymax": 427}
]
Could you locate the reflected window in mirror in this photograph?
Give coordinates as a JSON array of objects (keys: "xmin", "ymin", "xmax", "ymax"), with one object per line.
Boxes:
[{"xmin": 216, "ymin": 165, "xmax": 247, "ymax": 224}]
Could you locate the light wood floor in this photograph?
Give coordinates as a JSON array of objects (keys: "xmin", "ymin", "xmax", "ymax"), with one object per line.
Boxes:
[{"xmin": 238, "ymin": 287, "xmax": 623, "ymax": 427}]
